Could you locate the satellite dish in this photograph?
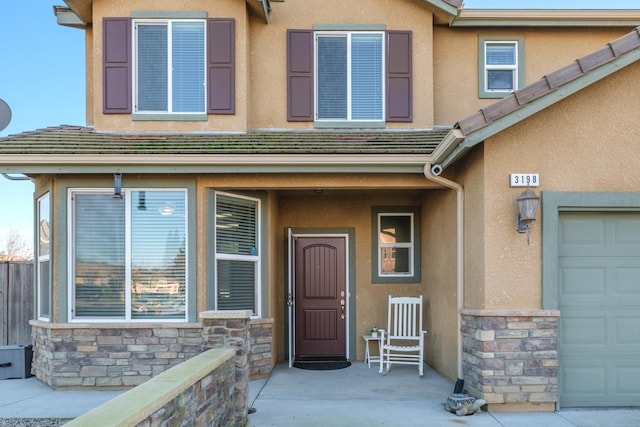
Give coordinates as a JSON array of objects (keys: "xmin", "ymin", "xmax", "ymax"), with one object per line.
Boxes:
[{"xmin": 0, "ymin": 98, "xmax": 11, "ymax": 132}]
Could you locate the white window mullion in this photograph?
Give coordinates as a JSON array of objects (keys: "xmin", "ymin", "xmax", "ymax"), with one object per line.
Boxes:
[
  {"xmin": 124, "ymin": 191, "xmax": 133, "ymax": 321},
  {"xmin": 167, "ymin": 21, "xmax": 174, "ymax": 113},
  {"xmin": 346, "ymin": 33, "xmax": 353, "ymax": 121}
]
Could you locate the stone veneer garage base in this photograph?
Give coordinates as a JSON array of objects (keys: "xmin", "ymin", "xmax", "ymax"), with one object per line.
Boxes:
[{"xmin": 461, "ymin": 309, "xmax": 560, "ymax": 412}]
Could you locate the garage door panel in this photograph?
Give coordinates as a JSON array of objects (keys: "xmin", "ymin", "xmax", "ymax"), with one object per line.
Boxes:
[
  {"xmin": 559, "ymin": 212, "xmax": 640, "ymax": 407},
  {"xmin": 561, "ymin": 314, "xmax": 606, "ymax": 346},
  {"xmin": 616, "ymin": 367, "xmax": 640, "ymax": 394},
  {"xmin": 615, "ymin": 267, "xmax": 640, "ymax": 295},
  {"xmin": 560, "ymin": 216, "xmax": 606, "ymax": 247},
  {"xmin": 562, "ymin": 365, "xmax": 607, "ymax": 395},
  {"xmin": 614, "ymin": 316, "xmax": 640, "ymax": 346},
  {"xmin": 613, "ymin": 216, "xmax": 640, "ymax": 245},
  {"xmin": 559, "ymin": 266, "xmax": 606, "ymax": 297}
]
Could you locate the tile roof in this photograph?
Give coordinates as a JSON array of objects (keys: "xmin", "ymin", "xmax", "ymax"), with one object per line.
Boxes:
[
  {"xmin": 457, "ymin": 26, "xmax": 640, "ymax": 136},
  {"xmin": 0, "ymin": 126, "xmax": 450, "ymax": 156}
]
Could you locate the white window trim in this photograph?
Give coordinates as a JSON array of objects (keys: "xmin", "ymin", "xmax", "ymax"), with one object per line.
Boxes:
[
  {"xmin": 484, "ymin": 40, "xmax": 518, "ymax": 93},
  {"xmin": 67, "ymin": 188, "xmax": 189, "ymax": 323},
  {"xmin": 214, "ymin": 191, "xmax": 262, "ymax": 317},
  {"xmin": 377, "ymin": 212, "xmax": 414, "ymax": 277},
  {"xmin": 314, "ymin": 31, "xmax": 386, "ymax": 122},
  {"xmin": 132, "ymin": 18, "xmax": 207, "ymax": 115},
  {"xmin": 37, "ymin": 193, "xmax": 50, "ymax": 321}
]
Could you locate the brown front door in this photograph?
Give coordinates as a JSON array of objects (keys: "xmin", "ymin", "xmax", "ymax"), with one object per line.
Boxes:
[{"xmin": 294, "ymin": 236, "xmax": 347, "ymax": 358}]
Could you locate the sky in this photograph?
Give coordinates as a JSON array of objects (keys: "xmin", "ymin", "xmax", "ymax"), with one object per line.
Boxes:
[{"xmin": 0, "ymin": 1, "xmax": 638, "ymax": 252}]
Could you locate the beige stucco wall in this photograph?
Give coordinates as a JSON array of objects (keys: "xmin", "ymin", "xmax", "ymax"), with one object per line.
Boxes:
[
  {"xmin": 433, "ymin": 26, "xmax": 633, "ymax": 125},
  {"xmin": 275, "ymin": 189, "xmax": 443, "ymax": 363},
  {"xmin": 422, "ymin": 187, "xmax": 459, "ymax": 381},
  {"xmin": 90, "ymin": 0, "xmax": 248, "ymax": 132},
  {"xmin": 86, "ymin": 0, "xmax": 436, "ymax": 132},
  {"xmin": 457, "ymin": 60, "xmax": 640, "ymax": 309},
  {"xmin": 250, "ymin": 0, "xmax": 435, "ymax": 129}
]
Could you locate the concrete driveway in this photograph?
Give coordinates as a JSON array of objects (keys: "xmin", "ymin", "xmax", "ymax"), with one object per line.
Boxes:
[{"xmin": 247, "ymin": 362, "xmax": 640, "ymax": 427}]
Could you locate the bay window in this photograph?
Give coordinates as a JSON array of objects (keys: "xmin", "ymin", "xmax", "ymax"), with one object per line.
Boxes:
[{"xmin": 70, "ymin": 189, "xmax": 187, "ymax": 320}]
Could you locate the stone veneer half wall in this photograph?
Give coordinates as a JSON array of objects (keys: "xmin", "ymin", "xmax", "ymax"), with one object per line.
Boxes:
[
  {"xmin": 30, "ymin": 316, "xmax": 274, "ymax": 388},
  {"xmin": 460, "ymin": 309, "xmax": 560, "ymax": 412}
]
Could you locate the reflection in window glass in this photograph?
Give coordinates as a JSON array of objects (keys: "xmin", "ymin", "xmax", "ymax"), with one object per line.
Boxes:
[
  {"xmin": 73, "ymin": 193, "xmax": 126, "ymax": 318},
  {"xmin": 378, "ymin": 213, "xmax": 413, "ymax": 276},
  {"xmin": 71, "ymin": 189, "xmax": 187, "ymax": 320},
  {"xmin": 131, "ymin": 191, "xmax": 186, "ymax": 319},
  {"xmin": 485, "ymin": 42, "xmax": 517, "ymax": 92},
  {"xmin": 37, "ymin": 194, "xmax": 51, "ymax": 320}
]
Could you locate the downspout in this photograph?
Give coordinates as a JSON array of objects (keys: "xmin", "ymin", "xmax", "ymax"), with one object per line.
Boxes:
[{"xmin": 424, "ymin": 163, "xmax": 464, "ymax": 380}]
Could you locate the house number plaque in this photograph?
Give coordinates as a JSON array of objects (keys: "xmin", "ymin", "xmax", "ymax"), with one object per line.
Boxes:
[{"xmin": 510, "ymin": 173, "xmax": 539, "ymax": 187}]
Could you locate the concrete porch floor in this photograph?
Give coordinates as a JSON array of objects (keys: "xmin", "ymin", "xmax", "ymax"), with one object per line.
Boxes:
[{"xmin": 247, "ymin": 362, "xmax": 640, "ymax": 427}]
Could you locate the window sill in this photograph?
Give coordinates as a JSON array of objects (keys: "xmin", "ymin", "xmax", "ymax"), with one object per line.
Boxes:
[
  {"xmin": 314, "ymin": 121, "xmax": 385, "ymax": 129},
  {"xmin": 479, "ymin": 91, "xmax": 513, "ymax": 99},
  {"xmin": 132, "ymin": 113, "xmax": 208, "ymax": 121}
]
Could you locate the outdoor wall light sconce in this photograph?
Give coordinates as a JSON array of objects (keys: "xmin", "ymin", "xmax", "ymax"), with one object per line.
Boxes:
[
  {"xmin": 516, "ymin": 187, "xmax": 540, "ymax": 244},
  {"xmin": 113, "ymin": 173, "xmax": 123, "ymax": 199}
]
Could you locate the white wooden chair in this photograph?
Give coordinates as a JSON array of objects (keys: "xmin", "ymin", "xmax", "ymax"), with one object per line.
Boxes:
[{"xmin": 379, "ymin": 295, "xmax": 427, "ymax": 376}]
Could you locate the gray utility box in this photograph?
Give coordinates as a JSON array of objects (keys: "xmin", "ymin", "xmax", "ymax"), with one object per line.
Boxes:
[{"xmin": 0, "ymin": 344, "xmax": 33, "ymax": 379}]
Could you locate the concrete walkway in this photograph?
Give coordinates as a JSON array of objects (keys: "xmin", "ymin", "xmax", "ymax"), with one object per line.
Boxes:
[
  {"xmin": 247, "ymin": 362, "xmax": 640, "ymax": 427},
  {"xmin": 2, "ymin": 362, "xmax": 640, "ymax": 426}
]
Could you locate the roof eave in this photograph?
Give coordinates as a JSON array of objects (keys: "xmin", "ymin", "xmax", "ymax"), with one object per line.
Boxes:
[
  {"xmin": 436, "ymin": 46, "xmax": 640, "ymax": 170},
  {"xmin": 451, "ymin": 9, "xmax": 640, "ymax": 27},
  {"xmin": 53, "ymin": 6, "xmax": 86, "ymax": 29},
  {"xmin": 0, "ymin": 153, "xmax": 436, "ymax": 175}
]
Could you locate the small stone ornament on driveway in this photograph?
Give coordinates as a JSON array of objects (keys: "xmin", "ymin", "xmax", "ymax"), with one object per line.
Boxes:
[{"xmin": 445, "ymin": 393, "xmax": 487, "ymax": 416}]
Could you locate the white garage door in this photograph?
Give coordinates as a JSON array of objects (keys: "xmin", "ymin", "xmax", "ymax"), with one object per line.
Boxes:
[{"xmin": 559, "ymin": 212, "xmax": 640, "ymax": 407}]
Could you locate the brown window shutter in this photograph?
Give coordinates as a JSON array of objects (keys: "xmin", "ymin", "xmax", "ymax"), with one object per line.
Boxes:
[
  {"xmin": 208, "ymin": 18, "xmax": 235, "ymax": 115},
  {"xmin": 103, "ymin": 18, "xmax": 132, "ymax": 114},
  {"xmin": 287, "ymin": 30, "xmax": 314, "ymax": 122},
  {"xmin": 386, "ymin": 30, "xmax": 412, "ymax": 122}
]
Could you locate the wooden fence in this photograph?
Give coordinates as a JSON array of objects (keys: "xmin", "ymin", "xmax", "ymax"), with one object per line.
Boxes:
[{"xmin": 0, "ymin": 261, "xmax": 34, "ymax": 346}]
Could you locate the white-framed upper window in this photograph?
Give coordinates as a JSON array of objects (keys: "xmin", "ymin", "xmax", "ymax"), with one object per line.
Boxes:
[
  {"xmin": 214, "ymin": 192, "xmax": 261, "ymax": 315},
  {"xmin": 371, "ymin": 207, "xmax": 421, "ymax": 283},
  {"xmin": 37, "ymin": 193, "xmax": 51, "ymax": 321},
  {"xmin": 69, "ymin": 188, "xmax": 188, "ymax": 321},
  {"xmin": 485, "ymin": 41, "xmax": 517, "ymax": 92},
  {"xmin": 134, "ymin": 19, "xmax": 206, "ymax": 114},
  {"xmin": 315, "ymin": 31, "xmax": 384, "ymax": 122},
  {"xmin": 479, "ymin": 37, "xmax": 524, "ymax": 98}
]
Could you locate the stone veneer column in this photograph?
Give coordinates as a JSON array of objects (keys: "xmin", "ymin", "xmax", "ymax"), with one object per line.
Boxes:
[
  {"xmin": 460, "ymin": 309, "xmax": 560, "ymax": 412},
  {"xmin": 249, "ymin": 317, "xmax": 274, "ymax": 379},
  {"xmin": 200, "ymin": 310, "xmax": 252, "ymax": 426}
]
